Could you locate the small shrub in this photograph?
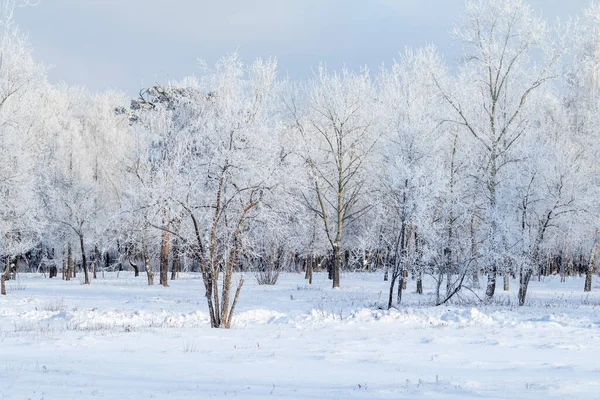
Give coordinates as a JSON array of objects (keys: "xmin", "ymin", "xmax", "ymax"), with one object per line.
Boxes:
[
  {"xmin": 251, "ymin": 246, "xmax": 288, "ymax": 285},
  {"xmin": 42, "ymin": 298, "xmax": 66, "ymax": 312},
  {"xmin": 255, "ymin": 269, "xmax": 280, "ymax": 285},
  {"xmin": 7, "ymin": 279, "xmax": 26, "ymax": 291},
  {"xmin": 183, "ymin": 340, "xmax": 199, "ymax": 353}
]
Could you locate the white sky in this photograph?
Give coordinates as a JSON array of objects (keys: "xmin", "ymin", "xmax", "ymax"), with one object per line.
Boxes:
[{"xmin": 14, "ymin": 0, "xmax": 591, "ymax": 96}]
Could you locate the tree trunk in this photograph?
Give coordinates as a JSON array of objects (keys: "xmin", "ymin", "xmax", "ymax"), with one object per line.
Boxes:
[
  {"xmin": 80, "ymin": 234, "xmax": 90, "ymax": 285},
  {"xmin": 518, "ymin": 268, "xmax": 532, "ymax": 306},
  {"xmin": 304, "ymin": 258, "xmax": 309, "ymax": 279},
  {"xmin": 584, "ymin": 244, "xmax": 598, "ymax": 292},
  {"xmin": 224, "ymin": 278, "xmax": 244, "ymax": 329},
  {"xmin": 171, "ymin": 238, "xmax": 180, "ymax": 280},
  {"xmin": 67, "ymin": 244, "xmax": 73, "ymax": 281},
  {"xmin": 145, "ymin": 257, "xmax": 154, "ymax": 285},
  {"xmin": 331, "ymin": 174, "xmax": 344, "ymax": 289},
  {"xmin": 416, "ymin": 267, "xmax": 423, "ymax": 294},
  {"xmin": 93, "ymin": 245, "xmax": 99, "ymax": 279},
  {"xmin": 470, "ymin": 214, "xmax": 480, "ymax": 289},
  {"xmin": 387, "ymin": 268, "xmax": 398, "ymax": 309},
  {"xmin": 445, "ymin": 272, "xmax": 452, "ymax": 298},
  {"xmin": 10, "ymin": 259, "xmax": 17, "ymax": 280},
  {"xmin": 305, "ymin": 256, "xmax": 313, "ymax": 285},
  {"xmin": 485, "ymin": 154, "xmax": 499, "ymax": 299},
  {"xmin": 472, "ymin": 268, "xmax": 479, "ymax": 289},
  {"xmin": 1, "ymin": 258, "xmax": 10, "ymax": 295},
  {"xmin": 397, "ymin": 269, "xmax": 406, "ymax": 305},
  {"xmin": 391, "ymin": 219, "xmax": 408, "ymax": 306},
  {"xmin": 332, "ymin": 244, "xmax": 341, "ymax": 288},
  {"xmin": 159, "ymin": 229, "xmax": 170, "ymax": 287},
  {"xmin": 503, "ymin": 271, "xmax": 510, "ymax": 291},
  {"xmin": 129, "ymin": 261, "xmax": 139, "ymax": 277},
  {"xmin": 485, "ymin": 265, "xmax": 496, "ymax": 298}
]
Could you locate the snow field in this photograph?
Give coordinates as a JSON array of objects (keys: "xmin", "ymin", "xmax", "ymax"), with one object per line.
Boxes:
[{"xmin": 1, "ymin": 272, "xmax": 600, "ymax": 399}]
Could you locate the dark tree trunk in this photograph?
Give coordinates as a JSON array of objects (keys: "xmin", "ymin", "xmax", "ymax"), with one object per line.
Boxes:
[
  {"xmin": 584, "ymin": 245, "xmax": 597, "ymax": 292},
  {"xmin": 389, "ymin": 219, "xmax": 407, "ymax": 307},
  {"xmin": 159, "ymin": 229, "xmax": 170, "ymax": 287},
  {"xmin": 129, "ymin": 261, "xmax": 139, "ymax": 277},
  {"xmin": 416, "ymin": 272, "xmax": 423, "ymax": 295},
  {"xmin": 485, "ymin": 265, "xmax": 496, "ymax": 298},
  {"xmin": 171, "ymin": 238, "xmax": 180, "ymax": 280},
  {"xmin": 304, "ymin": 256, "xmax": 313, "ymax": 284},
  {"xmin": 332, "ymin": 245, "xmax": 341, "ymax": 288},
  {"xmin": 67, "ymin": 244, "xmax": 73, "ymax": 281},
  {"xmin": 93, "ymin": 245, "xmax": 99, "ymax": 279},
  {"xmin": 10, "ymin": 258, "xmax": 16, "ymax": 280},
  {"xmin": 518, "ymin": 268, "xmax": 532, "ymax": 305},
  {"xmin": 387, "ymin": 269, "xmax": 398, "ymax": 309},
  {"xmin": 397, "ymin": 273, "xmax": 404, "ymax": 305},
  {"xmin": 435, "ymin": 272, "xmax": 443, "ymax": 304},
  {"xmin": 80, "ymin": 234, "xmax": 90, "ymax": 285},
  {"xmin": 304, "ymin": 258, "xmax": 309, "ymax": 279},
  {"xmin": 1, "ymin": 258, "xmax": 10, "ymax": 295}
]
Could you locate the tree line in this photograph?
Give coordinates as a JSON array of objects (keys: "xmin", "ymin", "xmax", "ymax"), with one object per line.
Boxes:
[{"xmin": 2, "ymin": 0, "xmax": 600, "ymax": 327}]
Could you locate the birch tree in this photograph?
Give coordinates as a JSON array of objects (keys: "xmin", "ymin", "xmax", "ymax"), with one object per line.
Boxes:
[
  {"xmin": 376, "ymin": 46, "xmax": 448, "ymax": 307},
  {"xmin": 290, "ymin": 66, "xmax": 377, "ymax": 288},
  {"xmin": 435, "ymin": 0, "xmax": 565, "ymax": 299}
]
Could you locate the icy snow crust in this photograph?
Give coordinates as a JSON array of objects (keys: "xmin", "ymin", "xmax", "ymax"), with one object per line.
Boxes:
[{"xmin": 1, "ymin": 272, "xmax": 599, "ymax": 399}]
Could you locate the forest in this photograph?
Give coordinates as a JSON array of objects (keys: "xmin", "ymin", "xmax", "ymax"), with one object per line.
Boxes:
[{"xmin": 1, "ymin": 0, "xmax": 600, "ymax": 330}]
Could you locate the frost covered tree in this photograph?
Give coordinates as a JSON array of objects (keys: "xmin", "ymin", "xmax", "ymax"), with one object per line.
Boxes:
[
  {"xmin": 562, "ymin": 3, "xmax": 600, "ymax": 293},
  {"xmin": 0, "ymin": 0, "xmax": 47, "ymax": 294},
  {"xmin": 289, "ymin": 67, "xmax": 377, "ymax": 288},
  {"xmin": 125, "ymin": 84, "xmax": 192, "ymax": 286},
  {"xmin": 126, "ymin": 54, "xmax": 285, "ymax": 327},
  {"xmin": 41, "ymin": 86, "xmax": 129, "ymax": 285},
  {"xmin": 435, "ymin": 0, "xmax": 565, "ymax": 299},
  {"xmin": 181, "ymin": 55, "xmax": 285, "ymax": 327},
  {"xmin": 513, "ymin": 94, "xmax": 589, "ymax": 304},
  {"xmin": 376, "ymin": 46, "xmax": 450, "ymax": 307}
]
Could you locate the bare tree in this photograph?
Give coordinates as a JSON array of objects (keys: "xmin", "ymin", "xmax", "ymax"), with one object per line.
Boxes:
[
  {"xmin": 434, "ymin": 0, "xmax": 565, "ymax": 299},
  {"xmin": 290, "ymin": 66, "xmax": 377, "ymax": 288}
]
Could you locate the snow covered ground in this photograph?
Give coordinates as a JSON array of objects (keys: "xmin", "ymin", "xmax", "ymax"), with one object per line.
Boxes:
[{"xmin": 1, "ymin": 272, "xmax": 599, "ymax": 399}]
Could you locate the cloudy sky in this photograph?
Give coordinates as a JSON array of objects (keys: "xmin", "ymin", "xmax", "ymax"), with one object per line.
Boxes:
[{"xmin": 14, "ymin": 0, "xmax": 591, "ymax": 96}]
